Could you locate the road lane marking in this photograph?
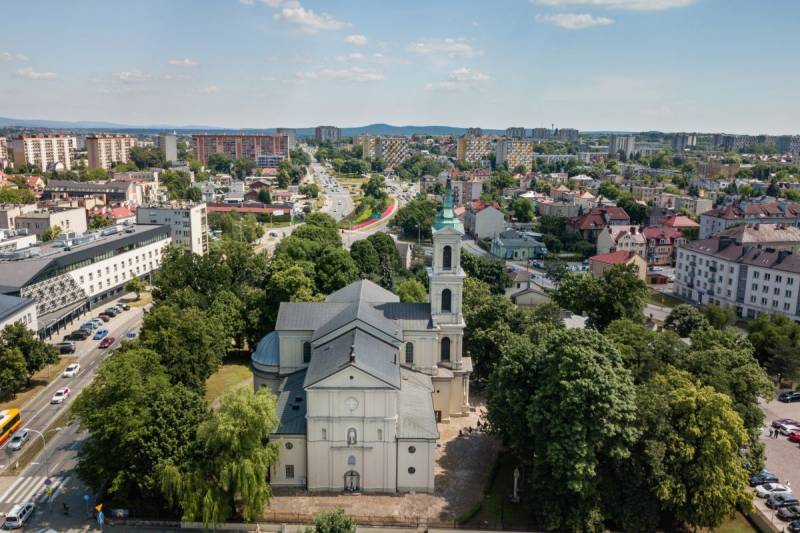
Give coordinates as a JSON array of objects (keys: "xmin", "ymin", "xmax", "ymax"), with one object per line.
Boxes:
[
  {"xmin": 3, "ymin": 476, "xmax": 42, "ymax": 503},
  {"xmin": 0, "ymin": 476, "xmax": 27, "ymax": 502}
]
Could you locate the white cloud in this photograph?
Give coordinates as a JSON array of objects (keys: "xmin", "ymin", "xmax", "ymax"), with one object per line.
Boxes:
[
  {"xmin": 113, "ymin": 69, "xmax": 152, "ymax": 82},
  {"xmin": 14, "ymin": 67, "xmax": 56, "ymax": 80},
  {"xmin": 448, "ymin": 67, "xmax": 490, "ymax": 81},
  {"xmin": 1, "ymin": 52, "xmax": 29, "ymax": 62},
  {"xmin": 202, "ymin": 85, "xmax": 220, "ymax": 93},
  {"xmin": 536, "ymin": 13, "xmax": 614, "ymax": 29},
  {"xmin": 168, "ymin": 58, "xmax": 199, "ymax": 66},
  {"xmin": 531, "ymin": 0, "xmax": 696, "ymax": 11},
  {"xmin": 425, "ymin": 81, "xmax": 460, "ymax": 93},
  {"xmin": 273, "ymin": 1, "xmax": 351, "ymax": 32},
  {"xmin": 336, "ymin": 53, "xmax": 365, "ymax": 63},
  {"xmin": 344, "ymin": 34, "xmax": 368, "ymax": 46},
  {"xmin": 408, "ymin": 38, "xmax": 481, "ymax": 58},
  {"xmin": 296, "ymin": 66, "xmax": 384, "ymax": 82}
]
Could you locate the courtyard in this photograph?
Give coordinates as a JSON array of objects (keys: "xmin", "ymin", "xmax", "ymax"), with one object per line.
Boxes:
[{"xmin": 265, "ymin": 398, "xmax": 501, "ymax": 527}]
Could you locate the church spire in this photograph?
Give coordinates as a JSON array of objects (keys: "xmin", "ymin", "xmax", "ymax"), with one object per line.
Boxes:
[{"xmin": 433, "ymin": 177, "xmax": 464, "ymax": 234}]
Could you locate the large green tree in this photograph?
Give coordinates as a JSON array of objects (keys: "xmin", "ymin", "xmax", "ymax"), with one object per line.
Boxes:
[
  {"xmin": 0, "ymin": 346, "xmax": 28, "ymax": 399},
  {"xmin": 747, "ymin": 312, "xmax": 800, "ymax": 381},
  {"xmin": 0, "ymin": 323, "xmax": 59, "ymax": 384},
  {"xmin": 161, "ymin": 388, "xmax": 280, "ymax": 525},
  {"xmin": 664, "ymin": 304, "xmax": 710, "ymax": 337},
  {"xmin": 604, "ymin": 319, "xmax": 687, "ymax": 384},
  {"xmin": 395, "ymin": 278, "xmax": 427, "ymax": 303},
  {"xmin": 315, "ymin": 246, "xmax": 359, "ymax": 294},
  {"xmin": 349, "ymin": 239, "xmax": 380, "ymax": 278},
  {"xmin": 460, "ymin": 252, "xmax": 511, "ymax": 295},
  {"xmin": 395, "ymin": 198, "xmax": 437, "ymax": 240}
]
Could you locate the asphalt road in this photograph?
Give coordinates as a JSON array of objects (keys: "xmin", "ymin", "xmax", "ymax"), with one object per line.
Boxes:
[
  {"xmin": 312, "ymin": 162, "xmax": 354, "ymax": 222},
  {"xmin": 0, "ymin": 298, "xmax": 145, "ymax": 531}
]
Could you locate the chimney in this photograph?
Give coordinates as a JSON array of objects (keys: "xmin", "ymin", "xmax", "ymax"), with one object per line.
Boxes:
[
  {"xmin": 349, "ymin": 345, "xmax": 355, "ymax": 363},
  {"xmin": 631, "ymin": 226, "xmax": 636, "ymax": 234},
  {"xmin": 719, "ymin": 236, "xmax": 735, "ymax": 250}
]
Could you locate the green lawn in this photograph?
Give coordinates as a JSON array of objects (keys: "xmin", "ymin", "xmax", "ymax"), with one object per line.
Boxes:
[
  {"xmin": 205, "ymin": 353, "xmax": 253, "ymax": 406},
  {"xmin": 710, "ymin": 512, "xmax": 757, "ymax": 533},
  {"xmin": 648, "ymin": 289, "xmax": 684, "ymax": 309}
]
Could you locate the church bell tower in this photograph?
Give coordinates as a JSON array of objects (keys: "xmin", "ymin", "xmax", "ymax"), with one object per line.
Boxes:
[{"xmin": 430, "ymin": 178, "xmax": 466, "ymax": 325}]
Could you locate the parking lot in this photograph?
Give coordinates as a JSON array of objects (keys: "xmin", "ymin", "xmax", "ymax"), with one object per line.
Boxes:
[{"xmin": 755, "ymin": 398, "xmax": 800, "ymax": 528}]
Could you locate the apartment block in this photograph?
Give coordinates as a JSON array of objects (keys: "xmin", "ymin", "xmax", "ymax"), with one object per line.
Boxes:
[
  {"xmin": 375, "ymin": 137, "xmax": 410, "ymax": 169},
  {"xmin": 655, "ymin": 193, "xmax": 713, "ymax": 217},
  {"xmin": 315, "ymin": 126, "xmax": 340, "ymax": 143},
  {"xmin": 136, "ymin": 202, "xmax": 209, "ymax": 255},
  {"xmin": 672, "ymin": 133, "xmax": 697, "ymax": 152},
  {"xmin": 608, "ymin": 135, "xmax": 636, "ymax": 157},
  {"xmin": 505, "ymin": 127, "xmax": 526, "ymax": 139},
  {"xmin": 192, "ymin": 134, "xmax": 290, "ymax": 165},
  {"xmin": 276, "ymin": 128, "xmax": 297, "ymax": 150},
  {"xmin": 674, "ymin": 237, "xmax": 800, "ymax": 321},
  {"xmin": 778, "ymin": 135, "xmax": 800, "ymax": 156},
  {"xmin": 456, "ymin": 137, "xmax": 493, "ymax": 163},
  {"xmin": 15, "ymin": 207, "xmax": 88, "ymax": 238},
  {"xmin": 555, "ymin": 128, "xmax": 580, "ymax": 143},
  {"xmin": 531, "ymin": 128, "xmax": 552, "ymax": 141},
  {"xmin": 699, "ymin": 202, "xmax": 800, "ymax": 239},
  {"xmin": 159, "ymin": 133, "xmax": 178, "ymax": 163},
  {"xmin": 356, "ymin": 135, "xmax": 377, "ymax": 159},
  {"xmin": 0, "ymin": 137, "xmax": 7, "ymax": 166},
  {"xmin": 0, "ymin": 204, "xmax": 37, "ymax": 229},
  {"xmin": 86, "ymin": 134, "xmax": 137, "ymax": 170},
  {"xmin": 466, "ymin": 127, "xmax": 482, "ymax": 137},
  {"xmin": 631, "ymin": 185, "xmax": 664, "ymax": 203},
  {"xmin": 12, "ymin": 134, "xmax": 77, "ymax": 171},
  {"xmin": 496, "ymin": 140, "xmax": 534, "ymax": 172}
]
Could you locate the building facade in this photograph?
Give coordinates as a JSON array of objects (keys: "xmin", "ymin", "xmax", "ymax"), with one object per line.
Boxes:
[
  {"xmin": 505, "ymin": 127, "xmax": 526, "ymax": 139},
  {"xmin": 672, "ymin": 133, "xmax": 697, "ymax": 152},
  {"xmin": 12, "ymin": 134, "xmax": 77, "ymax": 172},
  {"xmin": 531, "ymin": 128, "xmax": 552, "ymax": 141},
  {"xmin": 251, "ymin": 182, "xmax": 470, "ymax": 493},
  {"xmin": 496, "ymin": 140, "xmax": 534, "ymax": 172},
  {"xmin": 0, "ymin": 204, "xmax": 37, "ymax": 229},
  {"xmin": 315, "ymin": 126, "xmax": 341, "ymax": 143},
  {"xmin": 375, "ymin": 137, "xmax": 410, "ymax": 169},
  {"xmin": 589, "ymin": 251, "xmax": 647, "ymax": 282},
  {"xmin": 276, "ymin": 128, "xmax": 297, "ymax": 150},
  {"xmin": 595, "ymin": 225, "xmax": 646, "ymax": 258},
  {"xmin": 456, "ymin": 137, "xmax": 493, "ymax": 164},
  {"xmin": 0, "ymin": 295, "xmax": 37, "ymax": 333},
  {"xmin": 699, "ymin": 202, "xmax": 800, "ymax": 239},
  {"xmin": 464, "ymin": 202, "xmax": 505, "ymax": 240},
  {"xmin": 159, "ymin": 133, "xmax": 178, "ymax": 163},
  {"xmin": 86, "ymin": 134, "xmax": 137, "ymax": 170},
  {"xmin": 0, "ymin": 137, "xmax": 7, "ymax": 167},
  {"xmin": 608, "ymin": 134, "xmax": 636, "ymax": 157},
  {"xmin": 490, "ymin": 229, "xmax": 547, "ymax": 260},
  {"xmin": 136, "ymin": 203, "xmax": 209, "ymax": 255},
  {"xmin": 555, "ymin": 128, "xmax": 580, "ymax": 142},
  {"xmin": 192, "ymin": 134, "xmax": 290, "ymax": 165},
  {"xmin": 15, "ymin": 207, "xmax": 87, "ymax": 238}
]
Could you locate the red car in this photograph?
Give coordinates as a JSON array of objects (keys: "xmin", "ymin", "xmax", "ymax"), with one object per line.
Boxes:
[
  {"xmin": 789, "ymin": 431, "xmax": 800, "ymax": 443},
  {"xmin": 98, "ymin": 336, "xmax": 115, "ymax": 349}
]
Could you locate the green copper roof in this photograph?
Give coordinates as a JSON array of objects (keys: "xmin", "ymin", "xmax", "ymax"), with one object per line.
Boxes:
[{"xmin": 433, "ymin": 178, "xmax": 464, "ymax": 234}]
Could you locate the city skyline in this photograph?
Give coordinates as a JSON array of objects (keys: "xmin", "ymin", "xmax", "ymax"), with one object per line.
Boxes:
[{"xmin": 1, "ymin": 0, "xmax": 798, "ymax": 134}]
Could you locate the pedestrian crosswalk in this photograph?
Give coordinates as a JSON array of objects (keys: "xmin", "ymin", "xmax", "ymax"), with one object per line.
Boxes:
[{"xmin": 0, "ymin": 476, "xmax": 70, "ymax": 504}]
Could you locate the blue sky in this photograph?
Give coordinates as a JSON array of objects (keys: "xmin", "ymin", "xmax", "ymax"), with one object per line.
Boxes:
[{"xmin": 1, "ymin": 0, "xmax": 798, "ymax": 133}]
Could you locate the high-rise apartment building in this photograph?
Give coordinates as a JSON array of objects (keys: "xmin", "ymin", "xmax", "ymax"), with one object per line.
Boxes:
[
  {"xmin": 192, "ymin": 134, "xmax": 290, "ymax": 165},
  {"xmin": 356, "ymin": 135, "xmax": 377, "ymax": 159},
  {"xmin": 137, "ymin": 202, "xmax": 209, "ymax": 255},
  {"xmin": 375, "ymin": 137, "xmax": 410, "ymax": 169},
  {"xmin": 456, "ymin": 137, "xmax": 493, "ymax": 163},
  {"xmin": 778, "ymin": 136, "xmax": 800, "ymax": 156},
  {"xmin": 672, "ymin": 133, "xmax": 697, "ymax": 152},
  {"xmin": 0, "ymin": 137, "xmax": 7, "ymax": 166},
  {"xmin": 496, "ymin": 139, "xmax": 534, "ymax": 172},
  {"xmin": 12, "ymin": 134, "xmax": 77, "ymax": 171},
  {"xmin": 159, "ymin": 133, "xmax": 178, "ymax": 163},
  {"xmin": 315, "ymin": 126, "xmax": 340, "ymax": 143},
  {"xmin": 505, "ymin": 127, "xmax": 526, "ymax": 139},
  {"xmin": 86, "ymin": 134, "xmax": 137, "ymax": 170},
  {"xmin": 531, "ymin": 128, "xmax": 552, "ymax": 141},
  {"xmin": 276, "ymin": 128, "xmax": 297, "ymax": 150},
  {"xmin": 555, "ymin": 128, "xmax": 580, "ymax": 142},
  {"xmin": 466, "ymin": 127, "xmax": 482, "ymax": 137},
  {"xmin": 608, "ymin": 135, "xmax": 637, "ymax": 158}
]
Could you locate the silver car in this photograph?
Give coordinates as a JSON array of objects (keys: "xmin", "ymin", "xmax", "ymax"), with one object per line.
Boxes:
[{"xmin": 7, "ymin": 430, "xmax": 30, "ymax": 452}]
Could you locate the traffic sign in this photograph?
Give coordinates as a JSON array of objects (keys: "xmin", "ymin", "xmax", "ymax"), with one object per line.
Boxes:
[{"xmin": 44, "ymin": 478, "xmax": 52, "ymax": 486}]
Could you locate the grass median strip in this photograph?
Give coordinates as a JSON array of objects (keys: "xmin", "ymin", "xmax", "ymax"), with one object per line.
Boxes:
[{"xmin": 0, "ymin": 356, "xmax": 77, "ymax": 412}]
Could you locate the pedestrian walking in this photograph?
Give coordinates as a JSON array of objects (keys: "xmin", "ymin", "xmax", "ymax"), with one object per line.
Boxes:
[{"xmin": 769, "ymin": 427, "xmax": 775, "ymax": 438}]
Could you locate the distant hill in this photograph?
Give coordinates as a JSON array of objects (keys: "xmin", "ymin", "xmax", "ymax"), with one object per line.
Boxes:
[{"xmin": 0, "ymin": 116, "xmax": 507, "ymax": 136}]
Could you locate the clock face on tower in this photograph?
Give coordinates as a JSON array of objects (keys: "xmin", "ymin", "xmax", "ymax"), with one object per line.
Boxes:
[{"xmin": 345, "ymin": 397, "xmax": 359, "ymax": 412}]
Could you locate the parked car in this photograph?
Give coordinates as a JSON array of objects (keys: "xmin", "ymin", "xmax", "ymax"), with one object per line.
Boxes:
[
  {"xmin": 55, "ymin": 342, "xmax": 76, "ymax": 354},
  {"xmin": 780, "ymin": 423, "xmax": 800, "ymax": 435},
  {"xmin": 93, "ymin": 329, "xmax": 109, "ymax": 340},
  {"xmin": 7, "ymin": 430, "xmax": 30, "ymax": 452},
  {"xmin": 119, "ymin": 303, "xmax": 130, "ymax": 311},
  {"xmin": 96, "ymin": 314, "xmax": 111, "ymax": 322},
  {"xmin": 789, "ymin": 519, "xmax": 800, "ymax": 532},
  {"xmin": 80, "ymin": 321, "xmax": 99, "ymax": 331},
  {"xmin": 790, "ymin": 431, "xmax": 800, "ymax": 443},
  {"xmin": 64, "ymin": 330, "xmax": 90, "ymax": 341},
  {"xmin": 750, "ymin": 470, "xmax": 780, "ymax": 486},
  {"xmin": 768, "ymin": 493, "xmax": 799, "ymax": 509},
  {"xmin": 778, "ymin": 504, "xmax": 800, "ymax": 521},
  {"xmin": 125, "ymin": 331, "xmax": 137, "ymax": 339},
  {"xmin": 3, "ymin": 502, "xmax": 35, "ymax": 529},
  {"xmin": 780, "ymin": 391, "xmax": 800, "ymax": 403},
  {"xmin": 62, "ymin": 363, "xmax": 80, "ymax": 378},
  {"xmin": 756, "ymin": 483, "xmax": 792, "ymax": 498},
  {"xmin": 773, "ymin": 418, "xmax": 800, "ymax": 429},
  {"xmin": 103, "ymin": 308, "xmax": 119, "ymax": 317},
  {"xmin": 50, "ymin": 387, "xmax": 71, "ymax": 404},
  {"xmin": 98, "ymin": 336, "xmax": 115, "ymax": 349}
]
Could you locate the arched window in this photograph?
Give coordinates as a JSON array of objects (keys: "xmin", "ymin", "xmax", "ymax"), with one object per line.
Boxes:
[
  {"xmin": 347, "ymin": 455, "xmax": 356, "ymax": 466},
  {"xmin": 405, "ymin": 343, "xmax": 414, "ymax": 364},
  {"xmin": 442, "ymin": 245, "xmax": 452, "ymax": 270},
  {"xmin": 347, "ymin": 427, "xmax": 358, "ymax": 446},
  {"xmin": 303, "ymin": 341, "xmax": 311, "ymax": 363},
  {"xmin": 442, "ymin": 289, "xmax": 452, "ymax": 312},
  {"xmin": 441, "ymin": 337, "xmax": 451, "ymax": 362}
]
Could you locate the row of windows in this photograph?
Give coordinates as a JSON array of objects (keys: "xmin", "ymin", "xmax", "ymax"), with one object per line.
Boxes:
[{"xmin": 302, "ymin": 338, "xmax": 452, "ymax": 365}]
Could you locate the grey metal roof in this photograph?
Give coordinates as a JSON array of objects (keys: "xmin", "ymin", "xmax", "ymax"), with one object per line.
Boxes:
[
  {"xmin": 273, "ymin": 370, "xmax": 307, "ymax": 435},
  {"xmin": 311, "ymin": 300, "xmax": 402, "ymax": 343},
  {"xmin": 325, "ymin": 279, "xmax": 399, "ymax": 304},
  {"xmin": 44, "ymin": 179, "xmax": 132, "ymax": 193},
  {"xmin": 251, "ymin": 331, "xmax": 279, "ymax": 367},
  {"xmin": 275, "ymin": 302, "xmax": 349, "ymax": 331},
  {"xmin": 397, "ymin": 368, "xmax": 439, "ymax": 440},
  {"xmin": 304, "ymin": 329, "xmax": 401, "ymax": 389},
  {"xmin": 373, "ymin": 302, "xmax": 434, "ymax": 331},
  {"xmin": 0, "ymin": 295, "xmax": 35, "ymax": 322}
]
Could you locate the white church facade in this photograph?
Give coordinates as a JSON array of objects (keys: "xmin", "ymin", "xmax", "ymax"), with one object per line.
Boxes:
[{"xmin": 251, "ymin": 181, "xmax": 472, "ymax": 493}]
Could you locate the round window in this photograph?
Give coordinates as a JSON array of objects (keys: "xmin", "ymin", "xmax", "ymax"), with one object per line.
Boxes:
[
  {"xmin": 408, "ymin": 446, "xmax": 416, "ymax": 454},
  {"xmin": 285, "ymin": 442, "xmax": 293, "ymax": 450},
  {"xmin": 408, "ymin": 467, "xmax": 416, "ymax": 474}
]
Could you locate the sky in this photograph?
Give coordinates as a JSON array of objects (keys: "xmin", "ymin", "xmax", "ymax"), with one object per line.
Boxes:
[{"xmin": 0, "ymin": 0, "xmax": 798, "ymax": 134}]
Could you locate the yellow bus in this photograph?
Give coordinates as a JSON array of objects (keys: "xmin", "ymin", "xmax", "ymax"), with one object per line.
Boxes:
[{"xmin": 0, "ymin": 409, "xmax": 21, "ymax": 446}]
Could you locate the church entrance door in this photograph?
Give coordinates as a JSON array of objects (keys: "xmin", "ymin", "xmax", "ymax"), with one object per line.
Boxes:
[{"xmin": 344, "ymin": 470, "xmax": 360, "ymax": 492}]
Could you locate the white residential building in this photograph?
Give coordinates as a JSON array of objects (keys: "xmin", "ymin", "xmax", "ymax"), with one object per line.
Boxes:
[
  {"xmin": 0, "ymin": 295, "xmax": 37, "ymax": 333},
  {"xmin": 15, "ymin": 207, "xmax": 88, "ymax": 239},
  {"xmin": 12, "ymin": 134, "xmax": 77, "ymax": 172},
  {"xmin": 136, "ymin": 202, "xmax": 209, "ymax": 255},
  {"xmin": 86, "ymin": 134, "xmax": 137, "ymax": 170}
]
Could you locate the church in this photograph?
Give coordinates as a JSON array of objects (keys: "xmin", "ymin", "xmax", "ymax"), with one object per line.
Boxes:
[{"xmin": 251, "ymin": 181, "xmax": 472, "ymax": 493}]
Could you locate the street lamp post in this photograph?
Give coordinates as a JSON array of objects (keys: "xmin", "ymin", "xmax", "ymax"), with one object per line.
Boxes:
[{"xmin": 24, "ymin": 427, "xmax": 63, "ymax": 478}]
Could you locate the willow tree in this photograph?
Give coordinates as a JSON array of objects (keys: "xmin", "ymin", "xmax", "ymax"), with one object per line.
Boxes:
[{"xmin": 161, "ymin": 388, "xmax": 280, "ymax": 526}]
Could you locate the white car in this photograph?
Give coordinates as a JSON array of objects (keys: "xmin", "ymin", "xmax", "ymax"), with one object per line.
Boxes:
[
  {"xmin": 780, "ymin": 423, "xmax": 800, "ymax": 435},
  {"xmin": 62, "ymin": 363, "xmax": 80, "ymax": 378},
  {"xmin": 756, "ymin": 483, "xmax": 792, "ymax": 498},
  {"xmin": 50, "ymin": 387, "xmax": 71, "ymax": 404},
  {"xmin": 3, "ymin": 502, "xmax": 34, "ymax": 529}
]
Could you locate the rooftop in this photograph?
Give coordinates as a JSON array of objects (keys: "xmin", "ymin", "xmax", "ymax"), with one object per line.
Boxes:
[
  {"xmin": 0, "ymin": 294, "xmax": 35, "ymax": 322},
  {"xmin": 590, "ymin": 250, "xmax": 639, "ymax": 265}
]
